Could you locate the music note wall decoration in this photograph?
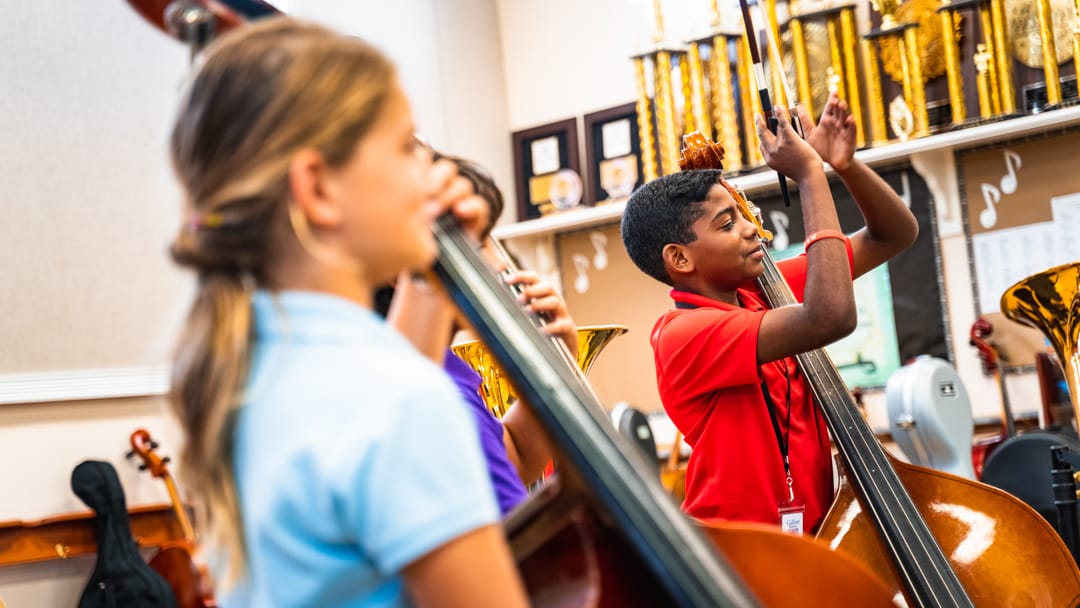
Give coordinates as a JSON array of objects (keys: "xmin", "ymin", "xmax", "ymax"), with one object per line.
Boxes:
[
  {"xmin": 768, "ymin": 210, "xmax": 792, "ymax": 250},
  {"xmin": 589, "ymin": 231, "xmax": 609, "ymax": 270},
  {"xmin": 977, "ymin": 149, "xmax": 1022, "ymax": 229}
]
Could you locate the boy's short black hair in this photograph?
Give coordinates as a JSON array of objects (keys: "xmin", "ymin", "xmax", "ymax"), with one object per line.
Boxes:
[{"xmin": 621, "ymin": 169, "xmax": 724, "ymax": 286}]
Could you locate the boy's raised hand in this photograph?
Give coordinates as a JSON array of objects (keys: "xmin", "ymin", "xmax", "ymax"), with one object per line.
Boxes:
[
  {"xmin": 755, "ymin": 105, "xmax": 822, "ymax": 181},
  {"xmin": 798, "ymin": 93, "xmax": 856, "ymax": 172}
]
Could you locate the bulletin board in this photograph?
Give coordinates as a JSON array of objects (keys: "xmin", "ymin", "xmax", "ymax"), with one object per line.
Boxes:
[{"xmin": 957, "ymin": 127, "xmax": 1080, "ymax": 367}]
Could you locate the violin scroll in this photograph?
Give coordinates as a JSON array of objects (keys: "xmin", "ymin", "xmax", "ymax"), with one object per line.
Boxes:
[
  {"xmin": 969, "ymin": 318, "xmax": 1001, "ymax": 375},
  {"xmin": 127, "ymin": 428, "xmax": 171, "ymax": 479},
  {"xmin": 678, "ymin": 132, "xmax": 726, "ymax": 171},
  {"xmin": 124, "ymin": 0, "xmax": 280, "ymax": 56}
]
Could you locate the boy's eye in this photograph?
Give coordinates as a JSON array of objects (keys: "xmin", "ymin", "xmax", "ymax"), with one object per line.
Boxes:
[{"xmin": 720, "ymin": 221, "xmax": 734, "ymax": 230}]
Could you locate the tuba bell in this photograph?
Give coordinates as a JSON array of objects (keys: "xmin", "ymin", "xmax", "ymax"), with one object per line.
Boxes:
[
  {"xmin": 451, "ymin": 324, "xmax": 628, "ymax": 418},
  {"xmin": 979, "ymin": 262, "xmax": 1080, "ymax": 525},
  {"xmin": 1000, "ymin": 261, "xmax": 1080, "ymax": 427}
]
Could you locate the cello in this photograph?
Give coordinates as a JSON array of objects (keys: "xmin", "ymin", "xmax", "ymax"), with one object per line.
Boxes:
[
  {"xmin": 678, "ymin": 133, "xmax": 1080, "ymax": 606},
  {"xmin": 127, "ymin": 429, "xmax": 216, "ymax": 608}
]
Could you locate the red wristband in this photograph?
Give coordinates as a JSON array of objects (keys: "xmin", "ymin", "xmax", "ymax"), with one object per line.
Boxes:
[{"xmin": 804, "ymin": 230, "xmax": 854, "ymax": 276}]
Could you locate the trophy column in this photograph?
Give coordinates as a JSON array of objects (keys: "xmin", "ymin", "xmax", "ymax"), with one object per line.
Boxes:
[
  {"xmin": 631, "ymin": 55, "xmax": 660, "ymax": 183},
  {"xmin": 789, "ymin": 4, "xmax": 867, "ymax": 146},
  {"xmin": 938, "ymin": 0, "xmax": 1020, "ymax": 125},
  {"xmin": 1035, "ymin": 0, "xmax": 1063, "ymax": 105},
  {"xmin": 630, "ymin": 0, "xmax": 687, "ymax": 177},
  {"xmin": 864, "ymin": 21, "xmax": 928, "ymax": 140},
  {"xmin": 686, "ymin": 31, "xmax": 748, "ymax": 171}
]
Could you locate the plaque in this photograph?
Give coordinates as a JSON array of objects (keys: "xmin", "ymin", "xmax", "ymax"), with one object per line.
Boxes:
[{"xmin": 511, "ymin": 117, "xmax": 582, "ymax": 221}]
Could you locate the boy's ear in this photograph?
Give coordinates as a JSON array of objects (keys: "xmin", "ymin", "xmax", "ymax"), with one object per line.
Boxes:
[
  {"xmin": 288, "ymin": 148, "xmax": 345, "ymax": 228},
  {"xmin": 662, "ymin": 243, "xmax": 693, "ymax": 278}
]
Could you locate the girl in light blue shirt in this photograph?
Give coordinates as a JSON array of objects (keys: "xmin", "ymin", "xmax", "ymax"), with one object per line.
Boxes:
[{"xmin": 166, "ymin": 18, "xmax": 527, "ymax": 608}]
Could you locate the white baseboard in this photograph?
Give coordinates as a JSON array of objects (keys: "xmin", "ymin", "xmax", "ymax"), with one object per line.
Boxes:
[{"xmin": 0, "ymin": 366, "xmax": 170, "ymax": 405}]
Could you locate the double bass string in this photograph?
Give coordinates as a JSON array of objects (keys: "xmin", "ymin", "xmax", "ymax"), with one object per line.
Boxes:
[{"xmin": 753, "ymin": 239, "xmax": 970, "ymax": 606}]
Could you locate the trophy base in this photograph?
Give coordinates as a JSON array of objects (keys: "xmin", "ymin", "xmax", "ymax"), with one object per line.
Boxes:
[
  {"xmin": 1023, "ymin": 76, "xmax": 1079, "ymax": 114},
  {"xmin": 937, "ymin": 113, "xmax": 1026, "ymax": 132}
]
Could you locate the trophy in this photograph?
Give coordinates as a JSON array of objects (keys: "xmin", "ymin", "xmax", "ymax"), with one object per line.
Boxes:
[
  {"xmin": 681, "ymin": 0, "xmax": 767, "ymax": 171},
  {"xmin": 937, "ymin": 0, "xmax": 1018, "ymax": 123},
  {"xmin": 787, "ymin": 0, "xmax": 868, "ymax": 146},
  {"xmin": 863, "ymin": 0, "xmax": 931, "ymax": 140},
  {"xmin": 631, "ymin": 0, "xmax": 688, "ymax": 178}
]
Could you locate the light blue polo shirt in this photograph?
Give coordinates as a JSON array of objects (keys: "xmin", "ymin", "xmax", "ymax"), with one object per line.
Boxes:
[{"xmin": 221, "ymin": 290, "xmax": 500, "ymax": 608}]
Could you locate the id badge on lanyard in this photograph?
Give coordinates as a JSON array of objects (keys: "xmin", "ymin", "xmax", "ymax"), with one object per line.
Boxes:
[{"xmin": 777, "ymin": 475, "xmax": 805, "ymax": 535}]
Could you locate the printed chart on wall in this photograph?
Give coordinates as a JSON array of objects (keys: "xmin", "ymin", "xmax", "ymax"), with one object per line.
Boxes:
[{"xmin": 960, "ymin": 129, "xmax": 1080, "ymax": 364}]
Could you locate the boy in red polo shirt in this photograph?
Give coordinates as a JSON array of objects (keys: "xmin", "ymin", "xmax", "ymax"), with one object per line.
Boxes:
[{"xmin": 621, "ymin": 95, "xmax": 918, "ymax": 533}]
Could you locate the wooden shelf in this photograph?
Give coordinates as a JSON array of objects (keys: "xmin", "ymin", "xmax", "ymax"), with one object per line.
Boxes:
[
  {"xmin": 493, "ymin": 105, "xmax": 1080, "ymax": 241},
  {"xmin": 0, "ymin": 503, "xmax": 185, "ymax": 567}
]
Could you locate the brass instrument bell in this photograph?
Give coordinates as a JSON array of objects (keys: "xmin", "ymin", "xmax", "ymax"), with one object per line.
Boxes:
[
  {"xmin": 451, "ymin": 325, "xmax": 629, "ymax": 419},
  {"xmin": 1001, "ymin": 262, "xmax": 1080, "ymax": 427}
]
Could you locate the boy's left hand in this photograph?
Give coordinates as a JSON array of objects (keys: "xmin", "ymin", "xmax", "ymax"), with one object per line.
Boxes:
[{"xmin": 798, "ymin": 93, "xmax": 856, "ymax": 172}]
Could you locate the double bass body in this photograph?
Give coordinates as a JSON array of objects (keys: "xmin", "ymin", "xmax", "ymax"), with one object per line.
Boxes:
[{"xmin": 821, "ymin": 453, "xmax": 1080, "ymax": 606}]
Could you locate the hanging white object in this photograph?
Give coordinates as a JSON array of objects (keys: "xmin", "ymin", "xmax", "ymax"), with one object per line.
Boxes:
[{"xmin": 885, "ymin": 355, "xmax": 977, "ymax": 479}]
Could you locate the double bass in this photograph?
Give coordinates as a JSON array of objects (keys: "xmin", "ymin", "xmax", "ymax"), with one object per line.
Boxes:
[{"xmin": 679, "ymin": 134, "xmax": 1080, "ymax": 606}]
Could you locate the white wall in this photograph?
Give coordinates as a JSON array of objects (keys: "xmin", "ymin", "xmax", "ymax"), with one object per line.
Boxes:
[
  {"xmin": 0, "ymin": 1, "xmax": 511, "ymax": 604},
  {"xmin": 495, "ymin": 0, "xmax": 716, "ymax": 131}
]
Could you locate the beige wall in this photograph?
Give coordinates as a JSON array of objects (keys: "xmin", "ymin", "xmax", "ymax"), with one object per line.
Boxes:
[{"xmin": 0, "ymin": 1, "xmax": 512, "ymax": 604}]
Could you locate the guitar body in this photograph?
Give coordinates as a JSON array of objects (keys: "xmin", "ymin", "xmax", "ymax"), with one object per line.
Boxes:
[{"xmin": 818, "ymin": 453, "xmax": 1080, "ymax": 607}]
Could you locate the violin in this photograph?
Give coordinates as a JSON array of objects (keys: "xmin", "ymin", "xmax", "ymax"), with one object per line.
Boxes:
[
  {"xmin": 681, "ymin": 132, "xmax": 1080, "ymax": 606},
  {"xmin": 969, "ymin": 318, "xmax": 1017, "ymax": 479},
  {"xmin": 128, "ymin": 429, "xmax": 216, "ymax": 608}
]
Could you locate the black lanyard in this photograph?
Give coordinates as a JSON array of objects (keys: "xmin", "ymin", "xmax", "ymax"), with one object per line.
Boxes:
[{"xmin": 759, "ymin": 362, "xmax": 794, "ymax": 501}]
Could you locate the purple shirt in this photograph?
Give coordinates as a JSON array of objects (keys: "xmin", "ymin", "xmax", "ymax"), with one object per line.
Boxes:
[{"xmin": 443, "ymin": 350, "xmax": 529, "ymax": 514}]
